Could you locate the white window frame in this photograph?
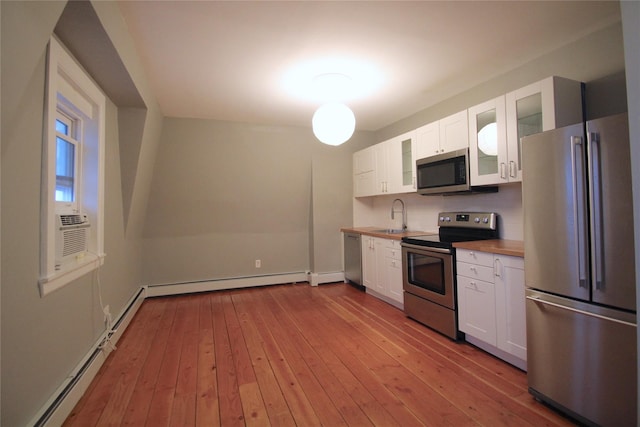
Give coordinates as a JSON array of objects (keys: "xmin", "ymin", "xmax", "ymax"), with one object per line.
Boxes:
[
  {"xmin": 55, "ymin": 109, "xmax": 81, "ymax": 213},
  {"xmin": 40, "ymin": 36, "xmax": 106, "ymax": 296}
]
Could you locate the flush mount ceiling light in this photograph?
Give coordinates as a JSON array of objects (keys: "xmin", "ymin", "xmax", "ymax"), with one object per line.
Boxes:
[
  {"xmin": 280, "ymin": 58, "xmax": 383, "ymax": 103},
  {"xmin": 280, "ymin": 58, "xmax": 383, "ymax": 146},
  {"xmin": 312, "ymin": 102, "xmax": 356, "ymax": 146},
  {"xmin": 478, "ymin": 122, "xmax": 498, "ymax": 156},
  {"xmin": 312, "ymin": 73, "xmax": 353, "ymax": 101}
]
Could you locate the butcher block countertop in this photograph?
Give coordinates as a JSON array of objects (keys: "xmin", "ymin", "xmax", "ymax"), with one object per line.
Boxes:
[
  {"xmin": 340, "ymin": 227, "xmax": 435, "ymax": 241},
  {"xmin": 453, "ymin": 239, "xmax": 524, "ymax": 258}
]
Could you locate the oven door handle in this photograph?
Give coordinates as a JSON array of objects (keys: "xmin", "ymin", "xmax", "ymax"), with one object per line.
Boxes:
[{"xmin": 401, "ymin": 243, "xmax": 451, "ymax": 254}]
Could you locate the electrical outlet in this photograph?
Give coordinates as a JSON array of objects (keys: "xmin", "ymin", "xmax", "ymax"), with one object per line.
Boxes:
[{"xmin": 255, "ymin": 259, "xmax": 261, "ymax": 268}]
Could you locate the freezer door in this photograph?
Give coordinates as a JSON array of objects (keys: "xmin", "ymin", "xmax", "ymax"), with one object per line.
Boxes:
[
  {"xmin": 587, "ymin": 114, "xmax": 636, "ymax": 310},
  {"xmin": 526, "ymin": 289, "xmax": 637, "ymax": 426},
  {"xmin": 522, "ymin": 123, "xmax": 590, "ymax": 300}
]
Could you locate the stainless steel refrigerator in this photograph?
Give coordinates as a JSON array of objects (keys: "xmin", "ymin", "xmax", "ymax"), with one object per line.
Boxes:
[{"xmin": 522, "ymin": 113, "xmax": 637, "ymax": 426}]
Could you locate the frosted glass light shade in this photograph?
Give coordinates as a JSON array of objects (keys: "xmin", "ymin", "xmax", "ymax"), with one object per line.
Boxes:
[
  {"xmin": 312, "ymin": 103, "xmax": 356, "ymax": 146},
  {"xmin": 478, "ymin": 122, "xmax": 498, "ymax": 156}
]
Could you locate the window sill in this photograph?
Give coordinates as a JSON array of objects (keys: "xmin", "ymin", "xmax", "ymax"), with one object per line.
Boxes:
[{"xmin": 39, "ymin": 253, "xmax": 106, "ymax": 297}]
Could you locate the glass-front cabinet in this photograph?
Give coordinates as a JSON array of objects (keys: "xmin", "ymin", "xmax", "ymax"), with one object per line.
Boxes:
[
  {"xmin": 470, "ymin": 76, "xmax": 583, "ymax": 186},
  {"xmin": 504, "ymin": 76, "xmax": 583, "ymax": 182},
  {"xmin": 353, "ymin": 130, "xmax": 416, "ymax": 197},
  {"xmin": 506, "ymin": 91, "xmax": 542, "ymax": 182},
  {"xmin": 469, "ymin": 97, "xmax": 507, "ymax": 185},
  {"xmin": 355, "ymin": 76, "xmax": 582, "ymax": 193},
  {"xmin": 387, "ymin": 130, "xmax": 417, "ymax": 194}
]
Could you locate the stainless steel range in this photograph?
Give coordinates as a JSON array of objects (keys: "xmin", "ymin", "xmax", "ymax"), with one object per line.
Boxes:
[{"xmin": 401, "ymin": 212, "xmax": 498, "ymax": 340}]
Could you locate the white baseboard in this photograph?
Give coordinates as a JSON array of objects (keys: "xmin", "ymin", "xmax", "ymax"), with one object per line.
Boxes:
[
  {"xmin": 145, "ymin": 272, "xmax": 309, "ymax": 297},
  {"xmin": 309, "ymin": 271, "xmax": 345, "ymax": 286},
  {"xmin": 32, "ymin": 288, "xmax": 146, "ymax": 427}
]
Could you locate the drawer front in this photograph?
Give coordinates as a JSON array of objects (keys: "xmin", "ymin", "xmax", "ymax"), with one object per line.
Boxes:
[
  {"xmin": 385, "ymin": 246, "xmax": 401, "ymax": 260},
  {"xmin": 456, "ymin": 249, "xmax": 494, "ymax": 267},
  {"xmin": 457, "ymin": 261, "xmax": 494, "ymax": 282},
  {"xmin": 496, "ymin": 254, "xmax": 524, "ymax": 269}
]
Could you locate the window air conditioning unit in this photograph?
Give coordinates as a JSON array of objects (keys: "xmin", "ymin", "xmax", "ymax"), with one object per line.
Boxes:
[{"xmin": 56, "ymin": 213, "xmax": 90, "ymax": 266}]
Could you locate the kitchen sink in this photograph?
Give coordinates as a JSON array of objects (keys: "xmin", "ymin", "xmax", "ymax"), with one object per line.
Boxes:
[{"xmin": 373, "ymin": 228, "xmax": 405, "ymax": 234}]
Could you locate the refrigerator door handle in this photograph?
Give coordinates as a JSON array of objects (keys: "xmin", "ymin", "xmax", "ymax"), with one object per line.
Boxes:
[
  {"xmin": 571, "ymin": 136, "xmax": 589, "ymax": 289},
  {"xmin": 526, "ymin": 295, "xmax": 636, "ymax": 328},
  {"xmin": 588, "ymin": 132, "xmax": 604, "ymax": 291}
]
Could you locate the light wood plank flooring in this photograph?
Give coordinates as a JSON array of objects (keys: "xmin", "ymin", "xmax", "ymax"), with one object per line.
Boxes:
[{"xmin": 64, "ymin": 283, "xmax": 575, "ymax": 426}]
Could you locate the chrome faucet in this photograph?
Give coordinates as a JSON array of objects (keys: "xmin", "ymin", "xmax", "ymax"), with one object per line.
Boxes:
[{"xmin": 391, "ymin": 198, "xmax": 407, "ymax": 230}]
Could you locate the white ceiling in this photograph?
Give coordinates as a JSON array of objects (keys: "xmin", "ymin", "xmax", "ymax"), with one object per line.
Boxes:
[{"xmin": 117, "ymin": 1, "xmax": 621, "ymax": 132}]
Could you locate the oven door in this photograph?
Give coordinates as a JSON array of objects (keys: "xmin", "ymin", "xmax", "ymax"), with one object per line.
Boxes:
[{"xmin": 402, "ymin": 243, "xmax": 455, "ymax": 309}]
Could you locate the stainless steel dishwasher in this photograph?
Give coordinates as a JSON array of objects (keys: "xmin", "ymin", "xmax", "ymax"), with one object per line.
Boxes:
[{"xmin": 343, "ymin": 232, "xmax": 362, "ymax": 286}]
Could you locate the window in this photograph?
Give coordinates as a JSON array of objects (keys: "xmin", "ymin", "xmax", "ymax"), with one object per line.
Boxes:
[
  {"xmin": 55, "ymin": 112, "xmax": 79, "ymax": 207},
  {"xmin": 39, "ymin": 36, "xmax": 106, "ymax": 296}
]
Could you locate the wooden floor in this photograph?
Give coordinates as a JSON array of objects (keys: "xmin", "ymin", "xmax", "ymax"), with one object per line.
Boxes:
[{"xmin": 64, "ymin": 283, "xmax": 575, "ymax": 426}]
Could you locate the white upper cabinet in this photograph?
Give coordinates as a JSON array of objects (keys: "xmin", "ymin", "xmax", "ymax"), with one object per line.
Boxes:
[
  {"xmin": 353, "ymin": 145, "xmax": 376, "ymax": 175},
  {"xmin": 504, "ymin": 76, "xmax": 583, "ymax": 182},
  {"xmin": 354, "ymin": 131, "xmax": 416, "ymax": 197},
  {"xmin": 386, "ymin": 130, "xmax": 417, "ymax": 194},
  {"xmin": 469, "ymin": 76, "xmax": 582, "ymax": 186},
  {"xmin": 416, "ymin": 121, "xmax": 440, "ymax": 159},
  {"xmin": 355, "ymin": 76, "xmax": 582, "ymax": 195},
  {"xmin": 353, "ymin": 145, "xmax": 377, "ymax": 197},
  {"xmin": 439, "ymin": 110, "xmax": 469, "ymax": 153},
  {"xmin": 469, "ymin": 96, "xmax": 508, "ymax": 185},
  {"xmin": 416, "ymin": 110, "xmax": 468, "ymax": 159}
]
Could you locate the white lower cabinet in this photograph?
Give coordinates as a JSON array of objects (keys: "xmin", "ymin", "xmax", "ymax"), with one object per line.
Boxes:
[
  {"xmin": 495, "ymin": 256, "xmax": 527, "ymax": 361},
  {"xmin": 384, "ymin": 241, "xmax": 403, "ymax": 303},
  {"xmin": 456, "ymin": 249, "xmax": 526, "ymax": 370},
  {"xmin": 361, "ymin": 236, "xmax": 377, "ymax": 289},
  {"xmin": 361, "ymin": 236, "xmax": 403, "ymax": 307}
]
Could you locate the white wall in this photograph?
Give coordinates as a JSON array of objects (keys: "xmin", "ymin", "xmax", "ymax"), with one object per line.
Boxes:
[
  {"xmin": 0, "ymin": 2, "xmax": 163, "ymax": 425},
  {"xmin": 142, "ymin": 118, "xmax": 374, "ymax": 286},
  {"xmin": 354, "ymin": 184, "xmax": 524, "ymax": 240}
]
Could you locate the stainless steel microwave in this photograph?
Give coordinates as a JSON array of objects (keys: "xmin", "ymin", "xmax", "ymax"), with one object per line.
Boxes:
[{"xmin": 416, "ymin": 148, "xmax": 497, "ymax": 195}]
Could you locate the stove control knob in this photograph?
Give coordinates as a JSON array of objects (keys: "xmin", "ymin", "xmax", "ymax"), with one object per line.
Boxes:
[
  {"xmin": 483, "ymin": 217, "xmax": 489, "ymax": 224},
  {"xmin": 445, "ymin": 216, "xmax": 451, "ymax": 222},
  {"xmin": 474, "ymin": 217, "xmax": 480, "ymax": 223},
  {"xmin": 439, "ymin": 216, "xmax": 445, "ymax": 222}
]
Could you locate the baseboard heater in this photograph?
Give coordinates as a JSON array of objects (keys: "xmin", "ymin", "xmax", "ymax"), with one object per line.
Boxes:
[
  {"xmin": 32, "ymin": 287, "xmax": 145, "ymax": 427},
  {"xmin": 145, "ymin": 271, "xmax": 310, "ymax": 297}
]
